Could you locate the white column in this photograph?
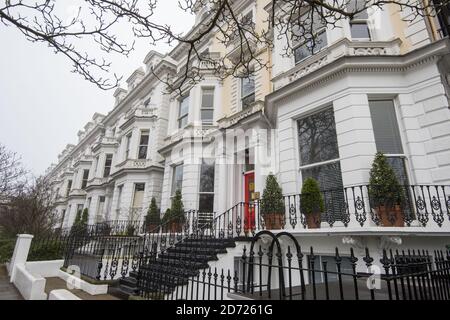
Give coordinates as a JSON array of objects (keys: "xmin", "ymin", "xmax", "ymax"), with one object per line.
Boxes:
[{"xmin": 9, "ymin": 234, "xmax": 34, "ymax": 281}]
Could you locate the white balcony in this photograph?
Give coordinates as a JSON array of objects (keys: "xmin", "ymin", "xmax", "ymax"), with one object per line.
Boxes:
[{"xmin": 273, "ymin": 38, "xmax": 402, "ymax": 90}]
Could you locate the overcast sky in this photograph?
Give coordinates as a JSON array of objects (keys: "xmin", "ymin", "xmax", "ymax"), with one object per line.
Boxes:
[{"xmin": 0, "ymin": 2, "xmax": 194, "ymax": 176}]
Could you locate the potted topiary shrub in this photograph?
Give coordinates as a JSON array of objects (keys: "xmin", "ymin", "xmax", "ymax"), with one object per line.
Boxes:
[
  {"xmin": 70, "ymin": 209, "xmax": 82, "ymax": 234},
  {"xmin": 146, "ymin": 197, "xmax": 161, "ymax": 233},
  {"xmin": 162, "ymin": 208, "xmax": 171, "ymax": 233},
  {"xmin": 368, "ymin": 152, "xmax": 405, "ymax": 227},
  {"xmin": 260, "ymin": 174, "xmax": 285, "ymax": 230},
  {"xmin": 169, "ymin": 190, "xmax": 186, "ymax": 233},
  {"xmin": 301, "ymin": 178, "xmax": 325, "ymax": 229}
]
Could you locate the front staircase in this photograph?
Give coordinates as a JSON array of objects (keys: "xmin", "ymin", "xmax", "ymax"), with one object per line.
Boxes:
[{"xmin": 109, "ymin": 236, "xmax": 236, "ymax": 299}]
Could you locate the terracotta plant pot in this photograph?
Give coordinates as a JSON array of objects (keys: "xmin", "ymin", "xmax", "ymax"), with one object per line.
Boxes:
[
  {"xmin": 169, "ymin": 221, "xmax": 183, "ymax": 233},
  {"xmin": 305, "ymin": 212, "xmax": 321, "ymax": 229},
  {"xmin": 263, "ymin": 213, "xmax": 285, "ymax": 230},
  {"xmin": 147, "ymin": 223, "xmax": 160, "ymax": 233},
  {"xmin": 377, "ymin": 205, "xmax": 404, "ymax": 227}
]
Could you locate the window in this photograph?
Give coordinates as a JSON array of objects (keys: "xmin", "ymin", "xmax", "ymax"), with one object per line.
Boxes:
[
  {"xmin": 143, "ymin": 97, "xmax": 151, "ymax": 108},
  {"xmin": 369, "ymin": 100, "xmax": 409, "ymax": 185},
  {"xmin": 96, "ymin": 196, "xmax": 105, "ymax": 223},
  {"xmin": 349, "ymin": 0, "xmax": 370, "ymax": 40},
  {"xmin": 116, "ymin": 185, "xmax": 123, "ymax": 210},
  {"xmin": 132, "ymin": 183, "xmax": 145, "ymax": 209},
  {"xmin": 199, "ymin": 159, "xmax": 215, "ymax": 213},
  {"xmin": 230, "ymin": 11, "xmax": 254, "ymax": 41},
  {"xmin": 242, "ymin": 10, "xmax": 253, "ymax": 25},
  {"xmin": 66, "ymin": 180, "xmax": 72, "ymax": 197},
  {"xmin": 245, "ymin": 148, "xmax": 254, "ymax": 172},
  {"xmin": 125, "ymin": 133, "xmax": 132, "ymax": 159},
  {"xmin": 292, "ymin": 12, "xmax": 328, "ymax": 64},
  {"xmin": 308, "ymin": 255, "xmax": 353, "ymax": 284},
  {"xmin": 432, "ymin": 0, "xmax": 450, "ymax": 37},
  {"xmin": 298, "ymin": 107, "xmax": 345, "ymax": 220},
  {"xmin": 241, "ymin": 74, "xmax": 255, "ymax": 108},
  {"xmin": 138, "ymin": 130, "xmax": 149, "ymax": 160},
  {"xmin": 81, "ymin": 169, "xmax": 90, "ymax": 189},
  {"xmin": 201, "ymin": 88, "xmax": 215, "ymax": 125},
  {"xmin": 103, "ymin": 154, "xmax": 113, "ymax": 178},
  {"xmin": 76, "ymin": 204, "xmax": 83, "ymax": 215},
  {"xmin": 178, "ymin": 96, "xmax": 189, "ymax": 128},
  {"xmin": 94, "ymin": 156, "xmax": 99, "ymax": 176},
  {"xmin": 171, "ymin": 164, "xmax": 184, "ymax": 196},
  {"xmin": 61, "ymin": 209, "xmax": 66, "ymax": 225}
]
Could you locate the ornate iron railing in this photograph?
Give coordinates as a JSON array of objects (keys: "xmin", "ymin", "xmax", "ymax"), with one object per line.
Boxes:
[
  {"xmin": 137, "ymin": 231, "xmax": 450, "ymax": 300},
  {"xmin": 60, "ymin": 219, "xmax": 146, "ymax": 237},
  {"xmin": 204, "ymin": 184, "xmax": 450, "ymax": 239}
]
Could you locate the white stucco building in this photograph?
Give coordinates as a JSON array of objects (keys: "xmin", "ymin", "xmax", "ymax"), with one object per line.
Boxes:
[{"xmin": 45, "ymin": 0, "xmax": 450, "ymax": 263}]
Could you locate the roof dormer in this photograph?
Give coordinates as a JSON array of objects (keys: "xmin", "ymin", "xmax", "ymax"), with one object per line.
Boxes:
[
  {"xmin": 92, "ymin": 112, "xmax": 105, "ymax": 124},
  {"xmin": 77, "ymin": 130, "xmax": 85, "ymax": 142},
  {"xmin": 143, "ymin": 50, "xmax": 165, "ymax": 73},
  {"xmin": 113, "ymin": 87, "xmax": 128, "ymax": 105},
  {"xmin": 126, "ymin": 67, "xmax": 145, "ymax": 90}
]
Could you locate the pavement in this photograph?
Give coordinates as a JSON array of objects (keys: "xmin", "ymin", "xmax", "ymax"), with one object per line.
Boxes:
[
  {"xmin": 44, "ymin": 277, "xmax": 120, "ymax": 300},
  {"xmin": 0, "ymin": 265, "xmax": 23, "ymax": 300}
]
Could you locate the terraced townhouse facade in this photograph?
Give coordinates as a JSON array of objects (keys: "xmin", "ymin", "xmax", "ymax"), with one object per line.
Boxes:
[{"xmin": 46, "ymin": 0, "xmax": 450, "ymax": 257}]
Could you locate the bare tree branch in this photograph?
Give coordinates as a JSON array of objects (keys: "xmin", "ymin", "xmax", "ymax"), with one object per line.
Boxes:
[{"xmin": 1, "ymin": 0, "xmax": 447, "ymax": 91}]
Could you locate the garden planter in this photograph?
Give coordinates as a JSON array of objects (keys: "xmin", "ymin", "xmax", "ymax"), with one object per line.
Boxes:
[
  {"xmin": 306, "ymin": 212, "xmax": 321, "ymax": 229},
  {"xmin": 169, "ymin": 222, "xmax": 183, "ymax": 233},
  {"xmin": 147, "ymin": 223, "xmax": 160, "ymax": 233},
  {"xmin": 377, "ymin": 205, "xmax": 404, "ymax": 227},
  {"xmin": 264, "ymin": 213, "xmax": 284, "ymax": 230}
]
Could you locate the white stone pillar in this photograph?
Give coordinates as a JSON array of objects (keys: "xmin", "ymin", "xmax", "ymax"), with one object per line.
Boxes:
[{"xmin": 9, "ymin": 234, "xmax": 34, "ymax": 281}]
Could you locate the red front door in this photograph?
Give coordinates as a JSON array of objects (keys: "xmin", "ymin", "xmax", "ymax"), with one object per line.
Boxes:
[{"xmin": 244, "ymin": 172, "xmax": 255, "ymax": 233}]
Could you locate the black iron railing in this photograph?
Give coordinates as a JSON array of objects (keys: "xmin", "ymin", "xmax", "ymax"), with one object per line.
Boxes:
[
  {"xmin": 203, "ymin": 185, "xmax": 450, "ymax": 239},
  {"xmin": 60, "ymin": 219, "xmax": 146, "ymax": 237},
  {"xmin": 137, "ymin": 231, "xmax": 450, "ymax": 300}
]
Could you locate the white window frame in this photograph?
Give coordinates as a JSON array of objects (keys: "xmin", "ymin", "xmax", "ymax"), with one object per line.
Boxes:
[
  {"xmin": 348, "ymin": 0, "xmax": 371, "ymax": 41},
  {"xmin": 171, "ymin": 163, "xmax": 184, "ymax": 197},
  {"xmin": 103, "ymin": 154, "xmax": 113, "ymax": 178},
  {"xmin": 292, "ymin": 11, "xmax": 328, "ymax": 65},
  {"xmin": 178, "ymin": 96, "xmax": 190, "ymax": 129},
  {"xmin": 125, "ymin": 133, "xmax": 132, "ymax": 160},
  {"xmin": 138, "ymin": 130, "xmax": 150, "ymax": 160},
  {"xmin": 81, "ymin": 169, "xmax": 89, "ymax": 189},
  {"xmin": 296, "ymin": 106, "xmax": 341, "ymax": 178},
  {"xmin": 200, "ymin": 87, "xmax": 215, "ymax": 125},
  {"xmin": 66, "ymin": 180, "xmax": 72, "ymax": 197},
  {"xmin": 198, "ymin": 159, "xmax": 215, "ymax": 213},
  {"xmin": 368, "ymin": 98, "xmax": 411, "ymax": 186},
  {"xmin": 240, "ymin": 73, "xmax": 255, "ymax": 109}
]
